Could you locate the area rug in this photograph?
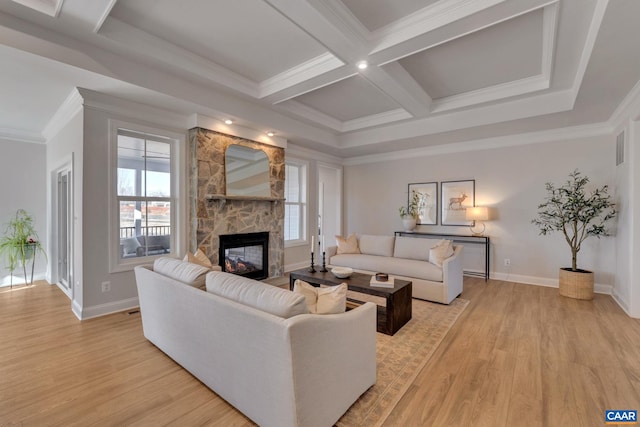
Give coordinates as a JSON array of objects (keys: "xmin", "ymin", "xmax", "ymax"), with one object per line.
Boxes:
[{"xmin": 336, "ymin": 297, "xmax": 469, "ymax": 427}]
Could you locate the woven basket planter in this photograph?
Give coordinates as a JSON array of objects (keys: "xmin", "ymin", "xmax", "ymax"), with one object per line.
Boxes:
[{"xmin": 558, "ymin": 268, "xmax": 594, "ymax": 300}]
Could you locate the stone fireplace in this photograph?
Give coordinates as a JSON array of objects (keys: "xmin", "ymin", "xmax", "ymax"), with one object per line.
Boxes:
[{"xmin": 188, "ymin": 128, "xmax": 285, "ymax": 278}]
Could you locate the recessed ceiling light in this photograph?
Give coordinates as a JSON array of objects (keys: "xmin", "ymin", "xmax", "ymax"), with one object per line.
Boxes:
[
  {"xmin": 266, "ymin": 131, "xmax": 275, "ymax": 137},
  {"xmin": 356, "ymin": 60, "xmax": 368, "ymax": 70},
  {"xmin": 224, "ymin": 119, "xmax": 233, "ymax": 125}
]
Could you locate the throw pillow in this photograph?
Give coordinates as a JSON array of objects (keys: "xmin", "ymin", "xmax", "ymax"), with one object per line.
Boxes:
[
  {"xmin": 335, "ymin": 233, "xmax": 361, "ymax": 255},
  {"xmin": 183, "ymin": 248, "xmax": 213, "ymax": 269},
  {"xmin": 122, "ymin": 237, "xmax": 141, "ymax": 255},
  {"xmin": 429, "ymin": 239, "xmax": 454, "ymax": 267},
  {"xmin": 293, "ymin": 279, "xmax": 347, "ymax": 314}
]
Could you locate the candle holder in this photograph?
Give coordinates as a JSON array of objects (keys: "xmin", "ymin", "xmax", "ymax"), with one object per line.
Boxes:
[
  {"xmin": 308, "ymin": 252, "xmax": 316, "ymax": 273},
  {"xmin": 319, "ymin": 251, "xmax": 328, "ymax": 272}
]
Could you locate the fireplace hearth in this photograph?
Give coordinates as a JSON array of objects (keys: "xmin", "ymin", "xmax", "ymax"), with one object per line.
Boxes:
[{"xmin": 219, "ymin": 232, "xmax": 269, "ymax": 280}]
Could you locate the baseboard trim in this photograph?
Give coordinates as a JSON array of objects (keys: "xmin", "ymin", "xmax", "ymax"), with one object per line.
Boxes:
[
  {"xmin": 72, "ymin": 297, "xmax": 140, "ymax": 320},
  {"xmin": 487, "ymin": 271, "xmax": 612, "ymax": 295}
]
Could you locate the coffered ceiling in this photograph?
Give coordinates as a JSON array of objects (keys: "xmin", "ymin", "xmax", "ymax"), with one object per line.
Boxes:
[{"xmin": 1, "ymin": 0, "xmax": 639, "ymax": 157}]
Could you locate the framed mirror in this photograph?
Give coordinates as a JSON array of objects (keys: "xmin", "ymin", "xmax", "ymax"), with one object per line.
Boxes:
[{"xmin": 225, "ymin": 145, "xmax": 270, "ymax": 197}]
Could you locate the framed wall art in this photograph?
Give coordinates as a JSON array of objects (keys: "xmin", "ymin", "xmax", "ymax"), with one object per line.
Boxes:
[
  {"xmin": 441, "ymin": 180, "xmax": 475, "ymax": 226},
  {"xmin": 408, "ymin": 182, "xmax": 438, "ymax": 225}
]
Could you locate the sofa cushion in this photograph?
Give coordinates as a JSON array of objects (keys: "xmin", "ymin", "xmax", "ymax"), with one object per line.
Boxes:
[
  {"xmin": 206, "ymin": 271, "xmax": 308, "ymax": 318},
  {"xmin": 153, "ymin": 257, "xmax": 209, "ymax": 288},
  {"xmin": 330, "ymin": 253, "xmax": 444, "ymax": 282},
  {"xmin": 293, "ymin": 279, "xmax": 347, "ymax": 314},
  {"xmin": 358, "ymin": 235, "xmax": 395, "ymax": 257},
  {"xmin": 336, "ymin": 233, "xmax": 361, "ymax": 254},
  {"xmin": 183, "ymin": 248, "xmax": 213, "ymax": 269},
  {"xmin": 429, "ymin": 240, "xmax": 454, "ymax": 267},
  {"xmin": 393, "ymin": 236, "xmax": 442, "ymax": 261}
]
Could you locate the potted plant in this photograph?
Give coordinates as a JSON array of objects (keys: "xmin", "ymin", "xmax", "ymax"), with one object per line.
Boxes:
[
  {"xmin": 531, "ymin": 170, "xmax": 616, "ymax": 300},
  {"xmin": 399, "ymin": 190, "xmax": 422, "ymax": 231},
  {"xmin": 0, "ymin": 209, "xmax": 46, "ymax": 288}
]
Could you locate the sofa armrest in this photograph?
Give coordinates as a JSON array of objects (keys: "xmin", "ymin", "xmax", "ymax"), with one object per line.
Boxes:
[
  {"xmin": 286, "ymin": 302, "xmax": 377, "ymax": 426},
  {"xmin": 442, "ymin": 245, "xmax": 464, "ymax": 303}
]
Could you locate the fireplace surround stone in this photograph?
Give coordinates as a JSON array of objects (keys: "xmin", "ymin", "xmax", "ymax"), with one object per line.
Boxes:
[{"xmin": 188, "ymin": 128, "xmax": 285, "ymax": 278}]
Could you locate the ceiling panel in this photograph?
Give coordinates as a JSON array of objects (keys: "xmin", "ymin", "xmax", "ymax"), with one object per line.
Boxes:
[
  {"xmin": 399, "ymin": 9, "xmax": 544, "ymax": 99},
  {"xmin": 110, "ymin": 0, "xmax": 328, "ymax": 82},
  {"xmin": 341, "ymin": 0, "xmax": 440, "ymax": 32},
  {"xmin": 294, "ymin": 75, "xmax": 401, "ymax": 121}
]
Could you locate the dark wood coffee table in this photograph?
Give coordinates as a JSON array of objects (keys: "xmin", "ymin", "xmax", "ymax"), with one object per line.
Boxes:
[{"xmin": 289, "ymin": 269, "xmax": 412, "ymax": 335}]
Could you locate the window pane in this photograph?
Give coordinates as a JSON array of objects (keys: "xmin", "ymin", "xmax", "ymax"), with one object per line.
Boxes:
[
  {"xmin": 117, "ymin": 168, "xmax": 136, "ymax": 196},
  {"xmin": 119, "ymin": 200, "xmax": 171, "ymax": 259},
  {"xmin": 145, "ymin": 140, "xmax": 171, "ymax": 197},
  {"xmin": 118, "ymin": 135, "xmax": 145, "ymax": 196},
  {"xmin": 285, "ymin": 204, "xmax": 300, "ymax": 241},
  {"xmin": 285, "ymin": 164, "xmax": 299, "ymax": 203}
]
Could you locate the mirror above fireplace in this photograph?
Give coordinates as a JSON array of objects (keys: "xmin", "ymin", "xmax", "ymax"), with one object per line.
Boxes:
[{"xmin": 225, "ymin": 145, "xmax": 270, "ymax": 197}]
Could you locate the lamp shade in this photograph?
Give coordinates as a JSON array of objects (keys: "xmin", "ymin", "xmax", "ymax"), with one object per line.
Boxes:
[{"xmin": 465, "ymin": 206, "xmax": 489, "ymax": 221}]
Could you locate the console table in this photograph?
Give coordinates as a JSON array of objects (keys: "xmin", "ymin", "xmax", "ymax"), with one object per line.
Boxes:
[{"xmin": 394, "ymin": 231, "xmax": 490, "ymax": 281}]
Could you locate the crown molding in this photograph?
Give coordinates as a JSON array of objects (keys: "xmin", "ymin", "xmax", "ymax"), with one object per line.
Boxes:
[
  {"xmin": 189, "ymin": 114, "xmax": 287, "ymax": 149},
  {"xmin": 371, "ymin": 0, "xmax": 508, "ymax": 54},
  {"xmin": 277, "ymin": 100, "xmax": 343, "ymax": 132},
  {"xmin": 285, "ymin": 142, "xmax": 343, "ymax": 165},
  {"xmin": 0, "ymin": 127, "xmax": 45, "ymax": 144},
  {"xmin": 42, "ymin": 87, "xmax": 83, "ymax": 140},
  {"xmin": 342, "ymin": 109, "xmax": 411, "ymax": 132},
  {"xmin": 610, "ymin": 79, "xmax": 640, "ymax": 129},
  {"xmin": 431, "ymin": 74, "xmax": 550, "ymax": 113},
  {"xmin": 78, "ymin": 88, "xmax": 190, "ymax": 132},
  {"xmin": 343, "ymin": 122, "xmax": 612, "ymax": 165}
]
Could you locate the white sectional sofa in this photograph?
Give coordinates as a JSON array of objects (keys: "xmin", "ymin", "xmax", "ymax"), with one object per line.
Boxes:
[
  {"xmin": 327, "ymin": 234, "xmax": 464, "ymax": 304},
  {"xmin": 134, "ymin": 263, "xmax": 377, "ymax": 427}
]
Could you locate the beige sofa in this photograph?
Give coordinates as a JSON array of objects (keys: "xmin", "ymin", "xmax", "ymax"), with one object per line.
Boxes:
[
  {"xmin": 327, "ymin": 234, "xmax": 463, "ymax": 304},
  {"xmin": 134, "ymin": 263, "xmax": 377, "ymax": 427}
]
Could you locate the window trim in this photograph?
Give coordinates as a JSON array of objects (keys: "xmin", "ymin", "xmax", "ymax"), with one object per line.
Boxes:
[
  {"xmin": 108, "ymin": 119, "xmax": 186, "ymax": 273},
  {"xmin": 284, "ymin": 158, "xmax": 309, "ymax": 249}
]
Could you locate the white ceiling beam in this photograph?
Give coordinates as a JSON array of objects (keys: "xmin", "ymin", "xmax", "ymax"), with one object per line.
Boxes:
[
  {"xmin": 263, "ymin": 0, "xmax": 368, "ymax": 63},
  {"xmin": 360, "ymin": 63, "xmax": 432, "ymax": 117},
  {"xmin": 260, "ymin": 66, "xmax": 356, "ymax": 105},
  {"xmin": 98, "ymin": 17, "xmax": 259, "ymax": 98},
  {"xmin": 57, "ymin": 0, "xmax": 118, "ymax": 33}
]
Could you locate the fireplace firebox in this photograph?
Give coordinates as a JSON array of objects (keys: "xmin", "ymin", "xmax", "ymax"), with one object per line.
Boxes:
[{"xmin": 219, "ymin": 232, "xmax": 269, "ymax": 280}]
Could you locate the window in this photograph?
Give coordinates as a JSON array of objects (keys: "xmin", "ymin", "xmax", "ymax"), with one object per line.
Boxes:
[
  {"xmin": 112, "ymin": 125, "xmax": 181, "ymax": 270},
  {"xmin": 284, "ymin": 160, "xmax": 307, "ymax": 246}
]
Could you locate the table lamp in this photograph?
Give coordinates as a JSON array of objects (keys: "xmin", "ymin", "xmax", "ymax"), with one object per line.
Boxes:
[{"xmin": 465, "ymin": 206, "xmax": 489, "ymax": 236}]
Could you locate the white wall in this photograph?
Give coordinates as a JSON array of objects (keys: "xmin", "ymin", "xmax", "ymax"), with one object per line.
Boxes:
[
  {"xmin": 0, "ymin": 139, "xmax": 47, "ymax": 285},
  {"xmin": 344, "ymin": 134, "xmax": 618, "ymax": 290},
  {"xmin": 77, "ymin": 94, "xmax": 188, "ymax": 319}
]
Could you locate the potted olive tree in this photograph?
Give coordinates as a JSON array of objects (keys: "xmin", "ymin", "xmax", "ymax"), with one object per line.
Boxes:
[
  {"xmin": 399, "ymin": 190, "xmax": 422, "ymax": 231},
  {"xmin": 0, "ymin": 209, "xmax": 46, "ymax": 288},
  {"xmin": 531, "ymin": 170, "xmax": 616, "ymax": 300}
]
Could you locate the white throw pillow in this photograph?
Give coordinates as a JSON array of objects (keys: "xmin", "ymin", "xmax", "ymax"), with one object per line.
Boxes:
[
  {"xmin": 293, "ymin": 279, "xmax": 347, "ymax": 314},
  {"xmin": 183, "ymin": 248, "xmax": 213, "ymax": 269},
  {"xmin": 335, "ymin": 233, "xmax": 361, "ymax": 255},
  {"xmin": 153, "ymin": 257, "xmax": 210, "ymax": 288},
  {"xmin": 429, "ymin": 240, "xmax": 454, "ymax": 267}
]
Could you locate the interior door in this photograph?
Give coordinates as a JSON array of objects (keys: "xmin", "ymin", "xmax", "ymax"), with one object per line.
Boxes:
[{"xmin": 57, "ymin": 169, "xmax": 72, "ymax": 292}]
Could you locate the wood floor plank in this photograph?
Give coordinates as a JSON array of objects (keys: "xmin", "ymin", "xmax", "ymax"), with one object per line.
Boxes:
[{"xmin": 2, "ymin": 279, "xmax": 640, "ymax": 426}]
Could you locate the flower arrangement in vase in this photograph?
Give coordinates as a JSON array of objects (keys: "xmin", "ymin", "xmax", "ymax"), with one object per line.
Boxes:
[{"xmin": 0, "ymin": 209, "xmax": 46, "ymax": 287}]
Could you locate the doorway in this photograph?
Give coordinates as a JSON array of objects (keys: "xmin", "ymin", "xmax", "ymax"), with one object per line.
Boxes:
[
  {"xmin": 317, "ymin": 163, "xmax": 342, "ymax": 252},
  {"xmin": 55, "ymin": 165, "xmax": 72, "ymax": 297}
]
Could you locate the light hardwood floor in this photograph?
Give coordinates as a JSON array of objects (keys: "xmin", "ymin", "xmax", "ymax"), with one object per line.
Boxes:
[{"xmin": 1, "ymin": 278, "xmax": 639, "ymax": 426}]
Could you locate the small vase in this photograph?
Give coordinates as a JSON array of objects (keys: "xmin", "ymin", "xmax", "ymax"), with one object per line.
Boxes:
[{"xmin": 402, "ymin": 217, "xmax": 417, "ymax": 231}]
